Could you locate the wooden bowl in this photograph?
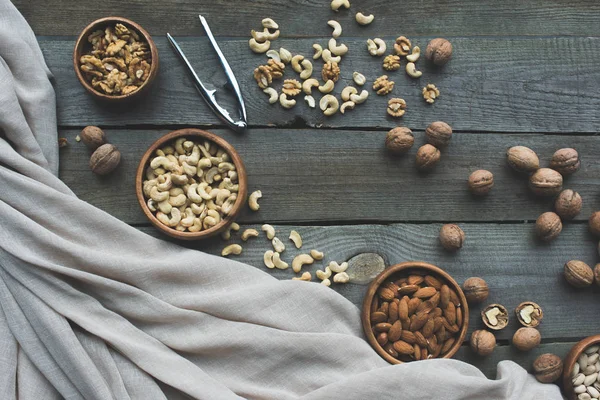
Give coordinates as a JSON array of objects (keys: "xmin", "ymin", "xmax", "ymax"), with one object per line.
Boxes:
[
  {"xmin": 135, "ymin": 128, "xmax": 247, "ymax": 240},
  {"xmin": 562, "ymin": 335, "xmax": 600, "ymax": 400},
  {"xmin": 361, "ymin": 261, "xmax": 469, "ymax": 364},
  {"xmin": 73, "ymin": 16, "xmax": 159, "ymax": 101}
]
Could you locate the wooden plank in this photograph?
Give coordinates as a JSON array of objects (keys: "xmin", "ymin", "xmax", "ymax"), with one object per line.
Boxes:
[
  {"xmin": 58, "ymin": 128, "xmax": 600, "ymax": 224},
  {"xmin": 14, "ymin": 0, "xmax": 600, "ymax": 37},
  {"xmin": 44, "ymin": 36, "xmax": 600, "ymax": 132},
  {"xmin": 136, "ymin": 222, "xmax": 600, "ymax": 342}
]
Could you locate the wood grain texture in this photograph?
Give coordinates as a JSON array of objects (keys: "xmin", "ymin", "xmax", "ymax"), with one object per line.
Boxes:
[
  {"xmin": 136, "ymin": 222, "xmax": 600, "ymax": 341},
  {"xmin": 45, "ymin": 36, "xmax": 600, "ymax": 132},
  {"xmin": 14, "ymin": 0, "xmax": 600, "ymax": 37},
  {"xmin": 58, "ymin": 129, "xmax": 600, "ymax": 224}
]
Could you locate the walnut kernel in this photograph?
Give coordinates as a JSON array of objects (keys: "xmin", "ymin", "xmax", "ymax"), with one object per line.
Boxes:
[
  {"xmin": 393, "ymin": 36, "xmax": 412, "ymax": 56},
  {"xmin": 282, "ymin": 79, "xmax": 301, "ymax": 96},
  {"xmin": 322, "ymin": 61, "xmax": 340, "ymax": 82},
  {"xmin": 387, "ymin": 98, "xmax": 406, "ymax": 117},
  {"xmin": 385, "ymin": 127, "xmax": 414, "ymax": 154},
  {"xmin": 382, "ymin": 55, "xmax": 401, "ymax": 71},
  {"xmin": 482, "ymin": 304, "xmax": 509, "ymax": 330},
  {"xmin": 253, "ymin": 65, "xmax": 273, "ymax": 89},
  {"xmin": 373, "ymin": 75, "xmax": 394, "ymax": 95},
  {"xmin": 267, "ymin": 59, "xmax": 285, "ymax": 79},
  {"xmin": 422, "ymin": 84, "xmax": 440, "ymax": 104},
  {"xmin": 439, "ymin": 224, "xmax": 465, "ymax": 251},
  {"xmin": 515, "ymin": 301, "xmax": 543, "ymax": 328}
]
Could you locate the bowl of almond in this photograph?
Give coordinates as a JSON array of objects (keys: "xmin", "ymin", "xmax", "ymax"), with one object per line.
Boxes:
[{"xmin": 361, "ymin": 261, "xmax": 469, "ymax": 364}]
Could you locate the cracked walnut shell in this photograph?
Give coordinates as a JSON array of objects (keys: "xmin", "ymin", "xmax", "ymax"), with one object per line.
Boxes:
[
  {"xmin": 282, "ymin": 79, "xmax": 302, "ymax": 96},
  {"xmin": 481, "ymin": 304, "xmax": 509, "ymax": 330},
  {"xmin": 422, "ymin": 84, "xmax": 440, "ymax": 104},
  {"xmin": 515, "ymin": 301, "xmax": 543, "ymax": 328},
  {"xmin": 253, "ymin": 65, "xmax": 273, "ymax": 89},
  {"xmin": 322, "ymin": 61, "xmax": 340, "ymax": 83},
  {"xmin": 394, "ymin": 36, "xmax": 412, "ymax": 56},
  {"xmin": 383, "ymin": 55, "xmax": 401, "ymax": 71},
  {"xmin": 387, "ymin": 98, "xmax": 406, "ymax": 117},
  {"xmin": 373, "ymin": 75, "xmax": 394, "ymax": 95}
]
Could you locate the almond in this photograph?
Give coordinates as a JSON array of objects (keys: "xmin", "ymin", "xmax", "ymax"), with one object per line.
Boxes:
[
  {"xmin": 435, "ymin": 325, "xmax": 446, "ymax": 343},
  {"xmin": 414, "ymin": 287, "xmax": 437, "ymax": 299},
  {"xmin": 440, "ymin": 284, "xmax": 450, "ymax": 309},
  {"xmin": 398, "ymin": 284, "xmax": 420, "ymax": 296},
  {"xmin": 379, "ymin": 287, "xmax": 395, "ymax": 301},
  {"xmin": 413, "ymin": 343, "xmax": 421, "ymax": 360},
  {"xmin": 449, "ymin": 288, "xmax": 461, "ymax": 306},
  {"xmin": 371, "ymin": 311, "xmax": 387, "ymax": 323},
  {"xmin": 441, "ymin": 337, "xmax": 455, "ymax": 354},
  {"xmin": 377, "ymin": 332, "xmax": 388, "ymax": 346},
  {"xmin": 383, "ymin": 342, "xmax": 398, "ymax": 358},
  {"xmin": 424, "ymin": 275, "xmax": 442, "ymax": 289},
  {"xmin": 422, "ymin": 317, "xmax": 435, "ymax": 337},
  {"xmin": 444, "ymin": 302, "xmax": 456, "ymax": 325},
  {"xmin": 379, "ymin": 302, "xmax": 389, "ymax": 315},
  {"xmin": 421, "ymin": 347, "xmax": 429, "ymax": 360},
  {"xmin": 393, "ymin": 340, "xmax": 415, "ymax": 355},
  {"xmin": 414, "ymin": 331, "xmax": 428, "ymax": 348},
  {"xmin": 429, "ymin": 292, "xmax": 441, "ymax": 308},
  {"xmin": 410, "ymin": 312, "xmax": 429, "ymax": 331},
  {"xmin": 388, "ymin": 300, "xmax": 399, "ymax": 323},
  {"xmin": 431, "ymin": 307, "xmax": 443, "ymax": 318},
  {"xmin": 374, "ymin": 322, "xmax": 392, "ymax": 332},
  {"xmin": 442, "ymin": 318, "xmax": 460, "ymax": 333},
  {"xmin": 408, "ymin": 297, "xmax": 421, "ymax": 315},
  {"xmin": 408, "ymin": 275, "xmax": 424, "ymax": 285},
  {"xmin": 427, "ymin": 334, "xmax": 438, "ymax": 353},
  {"xmin": 400, "ymin": 330, "xmax": 417, "ymax": 344},
  {"xmin": 388, "ymin": 320, "xmax": 403, "ymax": 342},
  {"xmin": 401, "ymin": 319, "xmax": 410, "ymax": 331},
  {"xmin": 456, "ymin": 306, "xmax": 463, "ymax": 327},
  {"xmin": 399, "ymin": 297, "xmax": 409, "ymax": 321},
  {"xmin": 416, "ymin": 299, "xmax": 435, "ymax": 315}
]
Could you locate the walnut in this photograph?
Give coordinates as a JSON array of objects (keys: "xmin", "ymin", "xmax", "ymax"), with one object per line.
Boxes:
[
  {"xmin": 512, "ymin": 327, "xmax": 541, "ymax": 352},
  {"xmin": 564, "ymin": 260, "xmax": 594, "ymax": 288},
  {"xmin": 322, "ymin": 61, "xmax": 340, "ymax": 82},
  {"xmin": 89, "ymin": 144, "xmax": 121, "ymax": 175},
  {"xmin": 373, "ymin": 75, "xmax": 394, "ymax": 95},
  {"xmin": 422, "ymin": 84, "xmax": 440, "ymax": 104},
  {"xmin": 425, "ymin": 121, "xmax": 453, "ymax": 147},
  {"xmin": 550, "ymin": 148, "xmax": 580, "ymax": 175},
  {"xmin": 535, "ymin": 211, "xmax": 562, "ymax": 242},
  {"xmin": 529, "ymin": 168, "xmax": 563, "ymax": 196},
  {"xmin": 590, "ymin": 211, "xmax": 600, "ymax": 237},
  {"xmin": 462, "ymin": 277, "xmax": 489, "ymax": 304},
  {"xmin": 439, "ymin": 224, "xmax": 465, "ymax": 251},
  {"xmin": 470, "ymin": 330, "xmax": 495, "ymax": 356},
  {"xmin": 506, "ymin": 146, "xmax": 539, "ymax": 173},
  {"xmin": 80, "ymin": 126, "xmax": 106, "ymax": 150},
  {"xmin": 122, "ymin": 85, "xmax": 139, "ymax": 95},
  {"xmin": 385, "ymin": 127, "xmax": 414, "ymax": 154},
  {"xmin": 253, "ymin": 65, "xmax": 273, "ymax": 89},
  {"xmin": 415, "ymin": 144, "xmax": 440, "ymax": 171},
  {"xmin": 393, "ymin": 36, "xmax": 412, "ymax": 56},
  {"xmin": 106, "ymin": 39, "xmax": 127, "ymax": 56},
  {"xmin": 533, "ymin": 353, "xmax": 563, "ymax": 383},
  {"xmin": 554, "ymin": 189, "xmax": 582, "ymax": 220},
  {"xmin": 267, "ymin": 59, "xmax": 285, "ymax": 79},
  {"xmin": 515, "ymin": 301, "xmax": 543, "ymax": 328},
  {"xmin": 382, "ymin": 55, "xmax": 401, "ymax": 71},
  {"xmin": 482, "ymin": 304, "xmax": 509, "ymax": 330},
  {"xmin": 102, "ymin": 57, "xmax": 127, "ymax": 71},
  {"xmin": 468, "ymin": 170, "xmax": 494, "ymax": 196},
  {"xmin": 425, "ymin": 38, "xmax": 453, "ymax": 66},
  {"xmin": 387, "ymin": 98, "xmax": 406, "ymax": 117},
  {"xmin": 282, "ymin": 79, "xmax": 301, "ymax": 96}
]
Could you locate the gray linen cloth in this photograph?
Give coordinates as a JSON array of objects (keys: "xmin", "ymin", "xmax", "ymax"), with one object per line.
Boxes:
[{"xmin": 0, "ymin": 1, "xmax": 563, "ymax": 398}]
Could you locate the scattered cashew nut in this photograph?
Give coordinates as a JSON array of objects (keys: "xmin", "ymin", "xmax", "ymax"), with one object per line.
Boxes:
[
  {"xmin": 221, "ymin": 222, "xmax": 240, "ymax": 240},
  {"xmin": 262, "ymin": 18, "xmax": 279, "ymax": 30},
  {"xmin": 302, "ymin": 78, "xmax": 320, "ymax": 95},
  {"xmin": 313, "ymin": 44, "xmax": 323, "ymax": 60},
  {"xmin": 341, "ymin": 86, "xmax": 358, "ymax": 102},
  {"xmin": 272, "ymin": 252, "xmax": 289, "ymax": 270},
  {"xmin": 272, "ymin": 237, "xmax": 285, "ymax": 253},
  {"xmin": 279, "ymin": 47, "xmax": 292, "ymax": 64},
  {"xmin": 291, "ymin": 55, "xmax": 304, "ymax": 73},
  {"xmin": 310, "ymin": 249, "xmax": 324, "ymax": 260},
  {"xmin": 248, "ymin": 190, "xmax": 262, "ymax": 211},
  {"xmin": 333, "ymin": 272, "xmax": 350, "ymax": 283},
  {"xmin": 292, "ymin": 272, "xmax": 312, "ymax": 281},
  {"xmin": 289, "ymin": 230, "xmax": 303, "ymax": 248},
  {"xmin": 320, "ymin": 95, "xmax": 339, "ymax": 116},
  {"xmin": 340, "ymin": 101, "xmax": 355, "ymax": 114},
  {"xmin": 321, "ymin": 278, "xmax": 331, "ymax": 287},
  {"xmin": 406, "ymin": 46, "xmax": 420, "ymax": 63},
  {"xmin": 304, "ymin": 95, "xmax": 316, "ymax": 108},
  {"xmin": 279, "ymin": 93, "xmax": 296, "ymax": 109},
  {"xmin": 318, "ymin": 80, "xmax": 335, "ymax": 94},
  {"xmin": 331, "ymin": 0, "xmax": 350, "ymax": 12},
  {"xmin": 355, "ymin": 12, "xmax": 374, "ymax": 25},
  {"xmin": 316, "ymin": 266, "xmax": 332, "ymax": 280},
  {"xmin": 263, "ymin": 87, "xmax": 278, "ymax": 104},
  {"xmin": 266, "ymin": 49, "xmax": 281, "ymax": 63},
  {"xmin": 264, "ymin": 250, "xmax": 275, "ymax": 269},
  {"xmin": 352, "ymin": 72, "xmax": 366, "ymax": 86},
  {"xmin": 350, "ymin": 89, "xmax": 369, "ymax": 104},
  {"xmin": 328, "ymin": 261, "xmax": 348, "ymax": 273},
  {"xmin": 366, "ymin": 38, "xmax": 386, "ymax": 56},
  {"xmin": 249, "ymin": 38, "xmax": 270, "ymax": 53},
  {"xmin": 222, "ymin": 244, "xmax": 242, "ymax": 257},
  {"xmin": 156, "ymin": 208, "xmax": 181, "ymax": 227},
  {"xmin": 327, "ymin": 20, "xmax": 342, "ymax": 38},
  {"xmin": 328, "ymin": 38, "xmax": 348, "ymax": 56},
  {"xmin": 292, "ymin": 254, "xmax": 314, "ymax": 273},
  {"xmin": 262, "ymin": 224, "xmax": 276, "ymax": 239},
  {"xmin": 299, "ymin": 59, "xmax": 313, "ymax": 80},
  {"xmin": 241, "ymin": 228, "xmax": 259, "ymax": 241},
  {"xmin": 321, "ymin": 49, "xmax": 341, "ymax": 63},
  {"xmin": 406, "ymin": 62, "xmax": 422, "ymax": 78}
]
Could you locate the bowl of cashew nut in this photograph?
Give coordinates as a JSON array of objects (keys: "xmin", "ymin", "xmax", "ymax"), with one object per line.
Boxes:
[{"xmin": 136, "ymin": 128, "xmax": 247, "ymax": 240}]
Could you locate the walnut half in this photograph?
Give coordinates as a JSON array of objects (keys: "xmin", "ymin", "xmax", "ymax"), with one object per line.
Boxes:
[{"xmin": 373, "ymin": 75, "xmax": 394, "ymax": 95}]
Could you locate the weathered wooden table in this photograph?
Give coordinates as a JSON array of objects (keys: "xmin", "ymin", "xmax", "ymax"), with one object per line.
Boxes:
[{"xmin": 16, "ymin": 0, "xmax": 600, "ymax": 379}]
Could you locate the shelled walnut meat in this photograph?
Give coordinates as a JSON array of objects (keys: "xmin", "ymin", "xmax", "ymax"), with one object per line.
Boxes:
[
  {"xmin": 142, "ymin": 138, "xmax": 239, "ymax": 232},
  {"xmin": 369, "ymin": 270, "xmax": 465, "ymax": 362},
  {"xmin": 80, "ymin": 23, "xmax": 152, "ymax": 96}
]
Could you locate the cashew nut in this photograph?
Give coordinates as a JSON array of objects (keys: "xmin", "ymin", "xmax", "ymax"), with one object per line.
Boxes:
[
  {"xmin": 289, "ymin": 230, "xmax": 302, "ymax": 248},
  {"xmin": 262, "ymin": 224, "xmax": 276, "ymax": 239},
  {"xmin": 485, "ymin": 307, "xmax": 501, "ymax": 326},
  {"xmin": 222, "ymin": 244, "xmax": 242, "ymax": 257},
  {"xmin": 143, "ymin": 179, "xmax": 158, "ymax": 196},
  {"xmin": 292, "ymin": 254, "xmax": 314, "ymax": 273},
  {"xmin": 292, "ymin": 272, "xmax": 312, "ymax": 281},
  {"xmin": 318, "ymin": 80, "xmax": 335, "ymax": 94},
  {"xmin": 319, "ymin": 94, "xmax": 339, "ymax": 116},
  {"xmin": 316, "ymin": 266, "xmax": 332, "ymax": 280},
  {"xmin": 310, "ymin": 249, "xmax": 324, "ymax": 260},
  {"xmin": 519, "ymin": 305, "xmax": 535, "ymax": 324},
  {"xmin": 321, "ymin": 278, "xmax": 331, "ymax": 287},
  {"xmin": 156, "ymin": 174, "xmax": 173, "ymax": 191},
  {"xmin": 221, "ymin": 194, "xmax": 237, "ymax": 215},
  {"xmin": 263, "ymin": 87, "xmax": 278, "ymax": 104},
  {"xmin": 248, "ymin": 190, "xmax": 262, "ymax": 211},
  {"xmin": 313, "ymin": 44, "xmax": 323, "ymax": 60},
  {"xmin": 366, "ymin": 38, "xmax": 386, "ymax": 56},
  {"xmin": 331, "ymin": 0, "xmax": 350, "ymax": 12},
  {"xmin": 197, "ymin": 182, "xmax": 213, "ymax": 200},
  {"xmin": 333, "ymin": 272, "xmax": 350, "ymax": 283},
  {"xmin": 156, "ymin": 208, "xmax": 181, "ymax": 227},
  {"xmin": 215, "ymin": 189, "xmax": 231, "ymax": 206},
  {"xmin": 185, "ymin": 146, "xmax": 200, "ymax": 165},
  {"xmin": 327, "ymin": 20, "xmax": 342, "ymax": 38},
  {"xmin": 304, "ymin": 95, "xmax": 316, "ymax": 108},
  {"xmin": 263, "ymin": 250, "xmax": 275, "ymax": 269},
  {"xmin": 321, "ymin": 49, "xmax": 341, "ymax": 63},
  {"xmin": 272, "ymin": 237, "xmax": 285, "ymax": 253},
  {"xmin": 168, "ymin": 193, "xmax": 187, "ymax": 207},
  {"xmin": 406, "ymin": 62, "xmax": 422, "ymax": 78},
  {"xmin": 249, "ymin": 38, "xmax": 270, "ymax": 53},
  {"xmin": 341, "ymin": 86, "xmax": 358, "ymax": 102},
  {"xmin": 182, "ymin": 162, "xmax": 197, "ymax": 176},
  {"xmin": 279, "ymin": 93, "xmax": 296, "ymax": 109},
  {"xmin": 328, "ymin": 38, "xmax": 348, "ymax": 56},
  {"xmin": 272, "ymin": 252, "xmax": 289, "ymax": 270},
  {"xmin": 191, "ymin": 202, "xmax": 205, "ymax": 215},
  {"xmin": 302, "ymin": 78, "xmax": 320, "ymax": 95},
  {"xmin": 221, "ymin": 221, "xmax": 240, "ymax": 240},
  {"xmin": 328, "ymin": 261, "xmax": 348, "ymax": 273},
  {"xmin": 174, "ymin": 138, "xmax": 186, "ymax": 155},
  {"xmin": 406, "ymin": 46, "xmax": 420, "ymax": 63},
  {"xmin": 291, "ymin": 55, "xmax": 304, "ymax": 73},
  {"xmin": 241, "ymin": 228, "xmax": 259, "ymax": 241},
  {"xmin": 204, "ymin": 167, "xmax": 220, "ymax": 184},
  {"xmin": 146, "ymin": 167, "xmax": 157, "ymax": 180},
  {"xmin": 188, "ymin": 218, "xmax": 203, "ymax": 232},
  {"xmin": 217, "ymin": 162, "xmax": 235, "ymax": 174},
  {"xmin": 262, "ymin": 18, "xmax": 279, "ymax": 30},
  {"xmin": 355, "ymin": 12, "xmax": 374, "ymax": 25},
  {"xmin": 279, "ymin": 47, "xmax": 292, "ymax": 64},
  {"xmin": 150, "ymin": 156, "xmax": 177, "ymax": 171},
  {"xmin": 150, "ymin": 186, "xmax": 169, "ymax": 202},
  {"xmin": 147, "ymin": 199, "xmax": 157, "ymax": 212},
  {"xmin": 180, "ymin": 208, "xmax": 195, "ymax": 227},
  {"xmin": 299, "ymin": 59, "xmax": 313, "ymax": 80},
  {"xmin": 350, "ymin": 89, "xmax": 369, "ymax": 104},
  {"xmin": 266, "ymin": 49, "xmax": 281, "ymax": 63},
  {"xmin": 340, "ymin": 101, "xmax": 355, "ymax": 114},
  {"xmin": 251, "ymin": 29, "xmax": 275, "ymax": 43}
]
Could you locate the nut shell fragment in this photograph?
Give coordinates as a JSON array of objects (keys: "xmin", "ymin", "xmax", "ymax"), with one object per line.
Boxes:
[
  {"xmin": 481, "ymin": 304, "xmax": 509, "ymax": 330},
  {"xmin": 515, "ymin": 301, "xmax": 543, "ymax": 328}
]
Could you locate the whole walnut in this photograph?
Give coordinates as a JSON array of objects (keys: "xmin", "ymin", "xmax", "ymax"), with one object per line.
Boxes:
[
  {"xmin": 470, "ymin": 330, "xmax": 496, "ymax": 356},
  {"xmin": 439, "ymin": 224, "xmax": 465, "ymax": 251},
  {"xmin": 506, "ymin": 146, "xmax": 539, "ymax": 174},
  {"xmin": 385, "ymin": 127, "xmax": 414, "ymax": 154},
  {"xmin": 589, "ymin": 211, "xmax": 600, "ymax": 237},
  {"xmin": 90, "ymin": 144, "xmax": 121, "ymax": 175},
  {"xmin": 80, "ymin": 126, "xmax": 107, "ymax": 150},
  {"xmin": 425, "ymin": 38, "xmax": 452, "ymax": 66},
  {"xmin": 564, "ymin": 260, "xmax": 594, "ymax": 288},
  {"xmin": 468, "ymin": 170, "xmax": 494, "ymax": 196},
  {"xmin": 512, "ymin": 327, "xmax": 541, "ymax": 352},
  {"xmin": 462, "ymin": 277, "xmax": 489, "ymax": 304},
  {"xmin": 535, "ymin": 212, "xmax": 562, "ymax": 242},
  {"xmin": 529, "ymin": 168, "xmax": 563, "ymax": 196},
  {"xmin": 554, "ymin": 189, "xmax": 582, "ymax": 220},
  {"xmin": 533, "ymin": 353, "xmax": 563, "ymax": 383},
  {"xmin": 415, "ymin": 144, "xmax": 441, "ymax": 171},
  {"xmin": 550, "ymin": 148, "xmax": 580, "ymax": 176},
  {"xmin": 594, "ymin": 264, "xmax": 600, "ymax": 287},
  {"xmin": 425, "ymin": 121, "xmax": 453, "ymax": 147}
]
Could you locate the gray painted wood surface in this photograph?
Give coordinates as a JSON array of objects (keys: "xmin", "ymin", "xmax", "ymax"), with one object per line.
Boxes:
[{"xmin": 44, "ymin": 36, "xmax": 600, "ymax": 132}]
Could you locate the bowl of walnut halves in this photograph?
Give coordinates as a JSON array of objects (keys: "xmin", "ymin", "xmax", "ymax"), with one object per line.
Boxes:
[{"xmin": 73, "ymin": 17, "xmax": 159, "ymax": 101}]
